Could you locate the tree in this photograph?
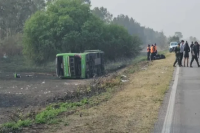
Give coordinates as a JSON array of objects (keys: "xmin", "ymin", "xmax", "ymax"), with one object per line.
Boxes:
[
  {"xmin": 101, "ymin": 24, "xmax": 142, "ymax": 60},
  {"xmin": 189, "ymin": 36, "xmax": 198, "ymax": 43},
  {"xmin": 23, "ymin": 0, "xmax": 142, "ymax": 64},
  {"xmin": 92, "ymin": 7, "xmax": 113, "ymax": 23},
  {"xmin": 175, "ymin": 32, "xmax": 183, "ymax": 39},
  {"xmin": 0, "ymin": 0, "xmax": 47, "ymax": 56},
  {"xmin": 82, "ymin": 0, "xmax": 91, "ymax": 4},
  {"xmin": 0, "ymin": 0, "xmax": 46, "ymax": 39},
  {"xmin": 168, "ymin": 36, "xmax": 179, "ymax": 43},
  {"xmin": 112, "ymin": 14, "xmax": 167, "ymax": 48},
  {"xmin": 23, "ymin": 0, "xmax": 91, "ymax": 63}
]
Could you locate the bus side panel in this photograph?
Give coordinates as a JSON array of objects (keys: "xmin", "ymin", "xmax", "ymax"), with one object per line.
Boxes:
[{"xmin": 81, "ymin": 55, "xmax": 86, "ymax": 78}]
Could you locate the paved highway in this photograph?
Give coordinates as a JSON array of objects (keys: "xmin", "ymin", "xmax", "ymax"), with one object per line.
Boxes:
[{"xmin": 155, "ymin": 63, "xmax": 200, "ymax": 133}]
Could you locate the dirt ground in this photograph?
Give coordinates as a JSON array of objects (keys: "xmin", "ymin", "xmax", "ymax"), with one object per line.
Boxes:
[{"xmin": 0, "ymin": 72, "xmax": 90, "ymax": 124}]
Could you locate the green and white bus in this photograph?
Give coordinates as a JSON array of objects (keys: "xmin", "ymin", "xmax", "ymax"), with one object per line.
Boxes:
[{"xmin": 56, "ymin": 50, "xmax": 105, "ymax": 79}]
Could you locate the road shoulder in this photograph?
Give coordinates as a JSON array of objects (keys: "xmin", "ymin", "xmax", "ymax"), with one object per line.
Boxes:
[{"xmin": 153, "ymin": 63, "xmax": 176, "ymax": 133}]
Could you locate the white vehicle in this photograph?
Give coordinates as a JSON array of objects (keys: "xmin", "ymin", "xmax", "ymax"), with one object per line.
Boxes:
[{"xmin": 169, "ymin": 42, "xmax": 178, "ymax": 52}]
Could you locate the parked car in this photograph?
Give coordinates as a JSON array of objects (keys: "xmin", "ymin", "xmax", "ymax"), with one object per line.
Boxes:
[{"xmin": 169, "ymin": 42, "xmax": 178, "ymax": 52}]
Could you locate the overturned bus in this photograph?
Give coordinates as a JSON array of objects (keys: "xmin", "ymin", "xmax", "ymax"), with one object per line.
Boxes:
[{"xmin": 56, "ymin": 50, "xmax": 105, "ymax": 79}]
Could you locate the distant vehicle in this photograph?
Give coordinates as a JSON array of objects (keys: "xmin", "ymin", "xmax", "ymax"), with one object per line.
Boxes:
[
  {"xmin": 56, "ymin": 50, "xmax": 105, "ymax": 79},
  {"xmin": 169, "ymin": 42, "xmax": 178, "ymax": 52}
]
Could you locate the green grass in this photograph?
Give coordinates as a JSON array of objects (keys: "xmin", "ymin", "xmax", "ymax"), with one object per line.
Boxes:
[
  {"xmin": 0, "ymin": 55, "xmax": 54, "ymax": 72},
  {"xmin": 105, "ymin": 54, "xmax": 146, "ymax": 73},
  {"xmin": 47, "ymin": 119, "xmax": 62, "ymax": 125},
  {"xmin": 0, "ymin": 53, "xmax": 146, "ymax": 73},
  {"xmin": 0, "ymin": 50, "xmax": 167, "ymax": 73},
  {"xmin": 1, "ymin": 119, "xmax": 32, "ymax": 130},
  {"xmin": 0, "ymin": 99, "xmax": 89, "ymax": 132},
  {"xmin": 35, "ymin": 99, "xmax": 88, "ymax": 124},
  {"xmin": 158, "ymin": 50, "xmax": 168, "ymax": 55}
]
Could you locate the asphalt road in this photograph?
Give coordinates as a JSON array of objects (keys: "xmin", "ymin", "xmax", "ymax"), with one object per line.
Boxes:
[
  {"xmin": 171, "ymin": 64, "xmax": 200, "ymax": 133},
  {"xmin": 154, "ymin": 62, "xmax": 200, "ymax": 133}
]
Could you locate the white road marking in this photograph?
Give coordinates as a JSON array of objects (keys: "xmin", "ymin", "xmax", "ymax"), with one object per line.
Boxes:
[{"xmin": 162, "ymin": 67, "xmax": 180, "ymax": 133}]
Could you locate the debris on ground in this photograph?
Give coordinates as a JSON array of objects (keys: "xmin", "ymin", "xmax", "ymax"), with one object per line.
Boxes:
[
  {"xmin": 141, "ymin": 65, "xmax": 148, "ymax": 70},
  {"xmin": 121, "ymin": 75, "xmax": 127, "ymax": 78},
  {"xmin": 121, "ymin": 80, "xmax": 129, "ymax": 83},
  {"xmin": 26, "ymin": 75, "xmax": 33, "ymax": 77},
  {"xmin": 44, "ymin": 91, "xmax": 51, "ymax": 94},
  {"xmin": 120, "ymin": 75, "xmax": 129, "ymax": 83},
  {"xmin": 64, "ymin": 82, "xmax": 69, "ymax": 85}
]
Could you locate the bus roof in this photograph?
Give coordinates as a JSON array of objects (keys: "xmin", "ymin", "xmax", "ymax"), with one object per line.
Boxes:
[
  {"xmin": 56, "ymin": 53, "xmax": 87, "ymax": 56},
  {"xmin": 56, "ymin": 50, "xmax": 104, "ymax": 56},
  {"xmin": 84, "ymin": 50, "xmax": 104, "ymax": 53}
]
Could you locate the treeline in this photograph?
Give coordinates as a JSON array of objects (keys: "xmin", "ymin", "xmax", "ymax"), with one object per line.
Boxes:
[
  {"xmin": 0, "ymin": 0, "xmax": 168, "ymax": 65},
  {"xmin": 0, "ymin": 0, "xmax": 50, "ymax": 56},
  {"xmin": 92, "ymin": 7, "xmax": 168, "ymax": 49}
]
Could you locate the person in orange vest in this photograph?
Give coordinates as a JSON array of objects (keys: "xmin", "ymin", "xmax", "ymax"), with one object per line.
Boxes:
[
  {"xmin": 150, "ymin": 44, "xmax": 154, "ymax": 61},
  {"xmin": 147, "ymin": 44, "xmax": 151, "ymax": 60}
]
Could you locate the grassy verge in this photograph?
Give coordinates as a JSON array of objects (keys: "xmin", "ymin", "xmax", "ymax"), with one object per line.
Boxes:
[
  {"xmin": 0, "ymin": 50, "xmax": 167, "ymax": 73},
  {"xmin": 158, "ymin": 50, "xmax": 169, "ymax": 55},
  {"xmin": 0, "ymin": 56, "xmax": 55, "ymax": 73},
  {"xmin": 0, "ymin": 54, "xmax": 146, "ymax": 73},
  {"xmin": 0, "ymin": 99, "xmax": 90, "ymax": 132},
  {"xmin": 105, "ymin": 54, "xmax": 146, "ymax": 73}
]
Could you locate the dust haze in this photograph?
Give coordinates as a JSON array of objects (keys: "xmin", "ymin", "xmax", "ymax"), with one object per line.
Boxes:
[{"xmin": 91, "ymin": 0, "xmax": 200, "ymax": 40}]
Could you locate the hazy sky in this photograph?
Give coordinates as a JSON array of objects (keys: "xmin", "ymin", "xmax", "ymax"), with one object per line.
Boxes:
[{"xmin": 91, "ymin": 0, "xmax": 200, "ymax": 39}]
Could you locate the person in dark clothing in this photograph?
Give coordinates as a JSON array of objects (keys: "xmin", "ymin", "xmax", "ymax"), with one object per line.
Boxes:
[
  {"xmin": 173, "ymin": 43, "xmax": 181, "ymax": 67},
  {"xmin": 155, "ymin": 43, "xmax": 157, "ymax": 55},
  {"xmin": 196, "ymin": 42, "xmax": 199, "ymax": 58},
  {"xmin": 190, "ymin": 42, "xmax": 194, "ymax": 56},
  {"xmin": 184, "ymin": 41, "xmax": 190, "ymax": 67},
  {"xmin": 147, "ymin": 44, "xmax": 151, "ymax": 60},
  {"xmin": 179, "ymin": 40, "xmax": 184, "ymax": 66},
  {"xmin": 190, "ymin": 42, "xmax": 200, "ymax": 67}
]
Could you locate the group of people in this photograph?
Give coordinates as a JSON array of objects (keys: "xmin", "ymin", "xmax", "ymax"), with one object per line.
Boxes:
[
  {"xmin": 173, "ymin": 40, "xmax": 200, "ymax": 67},
  {"xmin": 147, "ymin": 43, "xmax": 157, "ymax": 61}
]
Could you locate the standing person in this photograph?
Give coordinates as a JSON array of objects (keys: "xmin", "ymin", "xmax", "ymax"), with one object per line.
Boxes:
[
  {"xmin": 150, "ymin": 44, "xmax": 154, "ymax": 61},
  {"xmin": 184, "ymin": 41, "xmax": 190, "ymax": 67},
  {"xmin": 153, "ymin": 44, "xmax": 156, "ymax": 57},
  {"xmin": 197, "ymin": 42, "xmax": 199, "ymax": 58},
  {"xmin": 190, "ymin": 42, "xmax": 200, "ymax": 67},
  {"xmin": 154, "ymin": 43, "xmax": 157, "ymax": 55},
  {"xmin": 173, "ymin": 43, "xmax": 181, "ymax": 67},
  {"xmin": 179, "ymin": 40, "xmax": 185, "ymax": 66},
  {"xmin": 147, "ymin": 44, "xmax": 151, "ymax": 60},
  {"xmin": 190, "ymin": 41, "xmax": 194, "ymax": 56}
]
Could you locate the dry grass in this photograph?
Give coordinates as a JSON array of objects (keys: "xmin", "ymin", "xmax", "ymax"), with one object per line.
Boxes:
[{"xmin": 46, "ymin": 53, "xmax": 175, "ymax": 133}]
